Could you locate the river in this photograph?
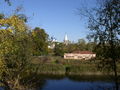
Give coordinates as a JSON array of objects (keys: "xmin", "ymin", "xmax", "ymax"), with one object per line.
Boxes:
[
  {"xmin": 39, "ymin": 78, "xmax": 115, "ymax": 90},
  {"xmin": 0, "ymin": 74, "xmax": 118, "ymax": 90},
  {"xmin": 36, "ymin": 74, "xmax": 116, "ymax": 90}
]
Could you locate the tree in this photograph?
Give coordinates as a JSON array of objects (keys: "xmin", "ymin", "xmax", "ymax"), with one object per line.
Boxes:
[
  {"xmin": 4, "ymin": 0, "xmax": 11, "ymax": 5},
  {"xmin": 0, "ymin": 15, "xmax": 32, "ymax": 89},
  {"xmin": 0, "ymin": 13, "xmax": 5, "ymax": 19},
  {"xmin": 54, "ymin": 43, "xmax": 65, "ymax": 57},
  {"xmin": 31, "ymin": 27, "xmax": 49, "ymax": 56},
  {"xmin": 80, "ymin": 0, "xmax": 120, "ymax": 89},
  {"xmin": 66, "ymin": 43, "xmax": 78, "ymax": 53},
  {"xmin": 86, "ymin": 42, "xmax": 96, "ymax": 52},
  {"xmin": 77, "ymin": 39, "xmax": 86, "ymax": 51}
]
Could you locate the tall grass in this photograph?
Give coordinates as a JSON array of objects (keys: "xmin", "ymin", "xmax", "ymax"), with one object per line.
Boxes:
[{"xmin": 30, "ymin": 56, "xmax": 120, "ymax": 75}]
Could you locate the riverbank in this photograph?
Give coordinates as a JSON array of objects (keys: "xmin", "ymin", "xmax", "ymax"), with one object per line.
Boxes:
[
  {"xmin": 1, "ymin": 74, "xmax": 116, "ymax": 90},
  {"xmin": 30, "ymin": 56, "xmax": 120, "ymax": 75}
]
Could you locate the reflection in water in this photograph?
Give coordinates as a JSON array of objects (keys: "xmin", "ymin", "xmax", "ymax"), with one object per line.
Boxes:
[
  {"xmin": 39, "ymin": 78, "xmax": 115, "ymax": 90},
  {"xmin": 0, "ymin": 74, "xmax": 118, "ymax": 90},
  {"xmin": 36, "ymin": 74, "xmax": 116, "ymax": 90},
  {"xmin": 0, "ymin": 87, "xmax": 4, "ymax": 90}
]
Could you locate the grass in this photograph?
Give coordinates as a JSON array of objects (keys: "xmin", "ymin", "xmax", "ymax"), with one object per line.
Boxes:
[{"xmin": 30, "ymin": 56, "xmax": 120, "ymax": 75}]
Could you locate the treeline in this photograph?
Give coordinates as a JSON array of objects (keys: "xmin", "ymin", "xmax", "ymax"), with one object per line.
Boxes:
[
  {"xmin": 0, "ymin": 0, "xmax": 119, "ymax": 89},
  {"xmin": 0, "ymin": 13, "xmax": 96, "ymax": 89},
  {"xmin": 0, "ymin": 13, "xmax": 49, "ymax": 89},
  {"xmin": 53, "ymin": 39, "xmax": 96, "ymax": 57}
]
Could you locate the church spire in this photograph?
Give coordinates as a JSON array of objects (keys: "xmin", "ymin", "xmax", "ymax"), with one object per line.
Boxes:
[
  {"xmin": 64, "ymin": 33, "xmax": 69, "ymax": 45},
  {"xmin": 64, "ymin": 33, "xmax": 68, "ymax": 41}
]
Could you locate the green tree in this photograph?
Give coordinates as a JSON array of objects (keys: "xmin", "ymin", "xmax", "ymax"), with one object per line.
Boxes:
[
  {"xmin": 80, "ymin": 0, "xmax": 120, "ymax": 89},
  {"xmin": 0, "ymin": 13, "xmax": 5, "ymax": 19},
  {"xmin": 0, "ymin": 15, "xmax": 32, "ymax": 90},
  {"xmin": 77, "ymin": 39, "xmax": 86, "ymax": 51},
  {"xmin": 31, "ymin": 27, "xmax": 49, "ymax": 56},
  {"xmin": 86, "ymin": 42, "xmax": 96, "ymax": 52},
  {"xmin": 54, "ymin": 43, "xmax": 66, "ymax": 57}
]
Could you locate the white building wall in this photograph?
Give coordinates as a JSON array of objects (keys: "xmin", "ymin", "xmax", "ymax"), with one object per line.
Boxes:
[{"xmin": 64, "ymin": 53, "xmax": 96, "ymax": 60}]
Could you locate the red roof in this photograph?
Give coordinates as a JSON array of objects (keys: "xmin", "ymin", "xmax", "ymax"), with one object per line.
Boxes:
[{"xmin": 72, "ymin": 51, "xmax": 94, "ymax": 54}]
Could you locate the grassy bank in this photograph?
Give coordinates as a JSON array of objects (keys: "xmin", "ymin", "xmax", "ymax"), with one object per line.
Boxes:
[
  {"xmin": 30, "ymin": 64, "xmax": 66, "ymax": 75},
  {"xmin": 29, "ymin": 56, "xmax": 120, "ymax": 75}
]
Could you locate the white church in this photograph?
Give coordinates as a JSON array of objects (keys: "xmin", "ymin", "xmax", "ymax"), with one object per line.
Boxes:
[
  {"xmin": 48, "ymin": 34, "xmax": 69, "ymax": 49},
  {"xmin": 48, "ymin": 34, "xmax": 96, "ymax": 60}
]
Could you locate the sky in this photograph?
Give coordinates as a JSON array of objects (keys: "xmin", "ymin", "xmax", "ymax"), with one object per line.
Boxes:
[{"xmin": 0, "ymin": 0, "xmax": 97, "ymax": 42}]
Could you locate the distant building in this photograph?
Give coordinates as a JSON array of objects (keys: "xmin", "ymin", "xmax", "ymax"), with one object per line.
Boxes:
[
  {"xmin": 48, "ymin": 43, "xmax": 55, "ymax": 49},
  {"xmin": 64, "ymin": 33, "xmax": 69, "ymax": 45},
  {"xmin": 64, "ymin": 51, "xmax": 96, "ymax": 60},
  {"xmin": 48, "ymin": 37, "xmax": 57, "ymax": 49},
  {"xmin": 48, "ymin": 33, "xmax": 70, "ymax": 49}
]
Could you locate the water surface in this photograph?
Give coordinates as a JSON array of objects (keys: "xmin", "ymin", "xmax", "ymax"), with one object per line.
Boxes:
[
  {"xmin": 37, "ymin": 75, "xmax": 116, "ymax": 90},
  {"xmin": 0, "ymin": 75, "xmax": 117, "ymax": 90}
]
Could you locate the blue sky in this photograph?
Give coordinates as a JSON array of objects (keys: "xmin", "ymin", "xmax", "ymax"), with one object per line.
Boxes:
[{"xmin": 0, "ymin": 0, "xmax": 97, "ymax": 42}]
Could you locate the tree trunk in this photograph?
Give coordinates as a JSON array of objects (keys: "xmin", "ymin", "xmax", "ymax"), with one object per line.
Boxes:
[
  {"xmin": 0, "ymin": 80, "xmax": 11, "ymax": 90},
  {"xmin": 113, "ymin": 59, "xmax": 119, "ymax": 90}
]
